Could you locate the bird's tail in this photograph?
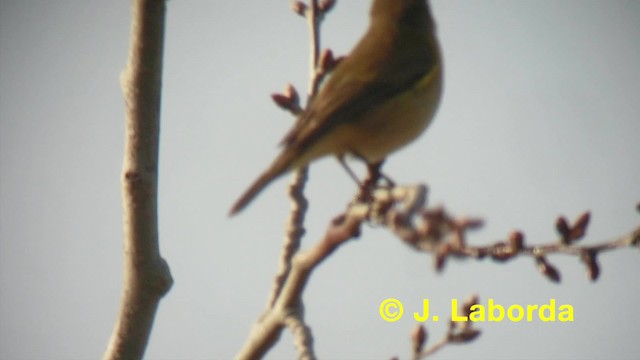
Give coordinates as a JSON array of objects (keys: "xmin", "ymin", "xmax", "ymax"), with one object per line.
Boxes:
[{"xmin": 228, "ymin": 149, "xmax": 298, "ymax": 216}]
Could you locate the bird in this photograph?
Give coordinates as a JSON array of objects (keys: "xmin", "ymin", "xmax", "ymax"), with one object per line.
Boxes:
[{"xmin": 230, "ymin": 0, "xmax": 443, "ymax": 216}]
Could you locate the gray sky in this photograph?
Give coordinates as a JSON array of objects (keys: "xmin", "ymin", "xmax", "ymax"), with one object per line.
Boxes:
[{"xmin": 1, "ymin": 1, "xmax": 639, "ymax": 359}]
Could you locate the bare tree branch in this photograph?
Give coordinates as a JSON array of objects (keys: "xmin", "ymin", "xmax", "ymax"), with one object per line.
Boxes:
[
  {"xmin": 236, "ymin": 2, "xmax": 344, "ymax": 358},
  {"xmin": 236, "ymin": 199, "xmax": 366, "ymax": 360},
  {"xmin": 355, "ymin": 185, "xmax": 638, "ymax": 283},
  {"xmin": 104, "ymin": 1, "xmax": 172, "ymax": 359},
  {"xmin": 242, "ymin": 179, "xmax": 638, "ymax": 358}
]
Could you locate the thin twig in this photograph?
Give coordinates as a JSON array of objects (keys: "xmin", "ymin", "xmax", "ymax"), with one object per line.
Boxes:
[
  {"xmin": 268, "ymin": 0, "xmax": 324, "ymax": 307},
  {"xmin": 268, "ymin": 168, "xmax": 308, "ymax": 307},
  {"xmin": 237, "ymin": 1, "xmax": 329, "ymax": 358}
]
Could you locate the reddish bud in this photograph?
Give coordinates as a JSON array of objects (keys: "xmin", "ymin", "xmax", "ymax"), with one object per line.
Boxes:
[
  {"xmin": 570, "ymin": 212, "xmax": 590, "ymax": 241},
  {"xmin": 283, "ymin": 83, "xmax": 299, "ymax": 105},
  {"xmin": 508, "ymin": 231, "xmax": 524, "ymax": 251},
  {"xmin": 461, "ymin": 295, "xmax": 480, "ymax": 318},
  {"xmin": 291, "ymin": 1, "xmax": 307, "ymax": 16},
  {"xmin": 271, "ymin": 84, "xmax": 301, "ymax": 113},
  {"xmin": 556, "ymin": 216, "xmax": 571, "ymax": 244},
  {"xmin": 458, "ymin": 329, "xmax": 481, "ymax": 343},
  {"xmin": 449, "ymin": 328, "xmax": 481, "ymax": 343},
  {"xmin": 318, "ymin": 49, "xmax": 337, "ymax": 72},
  {"xmin": 411, "ymin": 324, "xmax": 427, "ymax": 353},
  {"xmin": 536, "ymin": 256, "xmax": 561, "ymax": 283},
  {"xmin": 319, "ymin": 0, "xmax": 336, "ymax": 12},
  {"xmin": 459, "ymin": 217, "xmax": 484, "ymax": 230},
  {"xmin": 271, "ymin": 93, "xmax": 291, "ymax": 109},
  {"xmin": 435, "ymin": 244, "xmax": 448, "ymax": 272},
  {"xmin": 580, "ymin": 249, "xmax": 600, "ymax": 281}
]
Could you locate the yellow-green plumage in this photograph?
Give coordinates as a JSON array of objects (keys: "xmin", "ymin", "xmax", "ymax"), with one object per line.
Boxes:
[{"xmin": 230, "ymin": 0, "xmax": 442, "ymax": 215}]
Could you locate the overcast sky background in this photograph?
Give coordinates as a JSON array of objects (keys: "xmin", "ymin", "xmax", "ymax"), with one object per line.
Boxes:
[{"xmin": 1, "ymin": 1, "xmax": 639, "ymax": 359}]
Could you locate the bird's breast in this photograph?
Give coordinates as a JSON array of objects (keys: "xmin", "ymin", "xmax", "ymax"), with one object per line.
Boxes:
[{"xmin": 346, "ymin": 65, "xmax": 443, "ymax": 163}]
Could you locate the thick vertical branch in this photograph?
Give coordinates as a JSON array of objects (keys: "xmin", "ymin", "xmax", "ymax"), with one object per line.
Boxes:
[{"xmin": 104, "ymin": 0, "xmax": 172, "ymax": 359}]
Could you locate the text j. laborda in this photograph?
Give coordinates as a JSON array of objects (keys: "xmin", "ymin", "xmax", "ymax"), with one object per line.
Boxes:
[{"xmin": 379, "ymin": 298, "xmax": 574, "ymax": 323}]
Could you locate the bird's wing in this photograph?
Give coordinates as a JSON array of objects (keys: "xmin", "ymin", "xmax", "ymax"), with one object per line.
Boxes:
[{"xmin": 280, "ymin": 29, "xmax": 436, "ymax": 151}]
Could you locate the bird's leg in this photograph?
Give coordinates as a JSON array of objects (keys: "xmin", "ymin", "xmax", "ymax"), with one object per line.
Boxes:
[
  {"xmin": 337, "ymin": 154, "xmax": 394, "ymax": 204},
  {"xmin": 355, "ymin": 160, "xmax": 385, "ymax": 202},
  {"xmin": 337, "ymin": 155, "xmax": 361, "ymax": 185},
  {"xmin": 336, "ymin": 154, "xmax": 376, "ymax": 203},
  {"xmin": 376, "ymin": 164, "xmax": 396, "ymax": 188}
]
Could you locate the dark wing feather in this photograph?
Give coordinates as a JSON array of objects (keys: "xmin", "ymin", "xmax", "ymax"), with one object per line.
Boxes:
[{"xmin": 280, "ymin": 24, "xmax": 437, "ymax": 152}]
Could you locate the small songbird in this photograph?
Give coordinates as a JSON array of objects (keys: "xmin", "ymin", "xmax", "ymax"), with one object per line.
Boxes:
[{"xmin": 230, "ymin": 0, "xmax": 443, "ymax": 215}]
